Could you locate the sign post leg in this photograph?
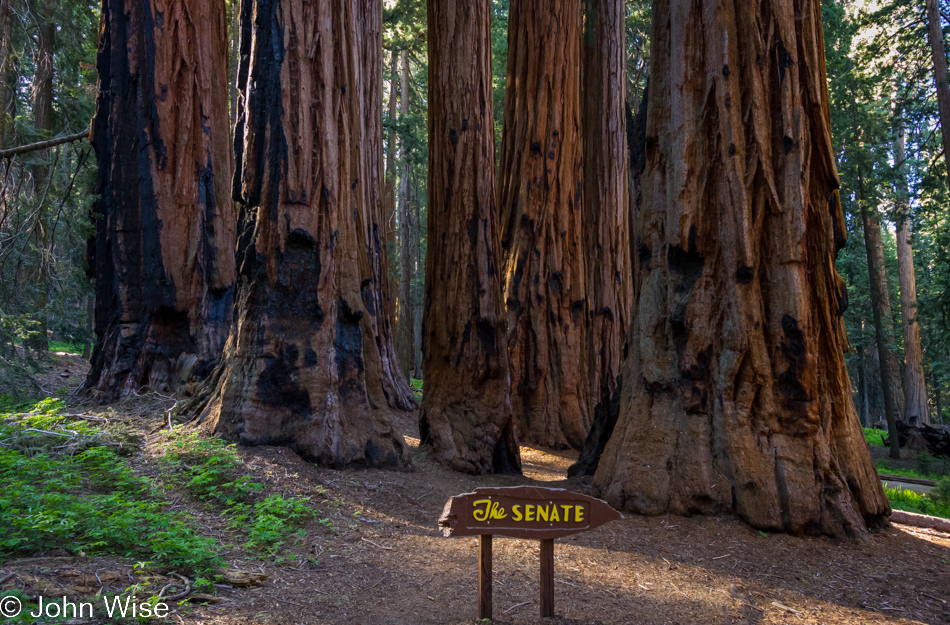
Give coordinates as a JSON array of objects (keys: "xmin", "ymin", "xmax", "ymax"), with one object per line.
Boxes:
[
  {"xmin": 540, "ymin": 538, "xmax": 554, "ymax": 617},
  {"xmin": 479, "ymin": 535, "xmax": 492, "ymax": 619}
]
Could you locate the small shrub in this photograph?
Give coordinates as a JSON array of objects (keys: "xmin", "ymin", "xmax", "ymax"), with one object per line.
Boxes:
[
  {"xmin": 242, "ymin": 494, "xmax": 316, "ymax": 554},
  {"xmin": 917, "ymin": 452, "xmax": 950, "ymax": 478},
  {"xmin": 158, "ymin": 432, "xmax": 263, "ymax": 505},
  {"xmin": 934, "ymin": 477, "xmax": 950, "ymax": 504}
]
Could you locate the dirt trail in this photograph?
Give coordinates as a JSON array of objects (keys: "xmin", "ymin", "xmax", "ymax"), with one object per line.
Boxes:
[{"xmin": 2, "ymin": 370, "xmax": 949, "ymax": 624}]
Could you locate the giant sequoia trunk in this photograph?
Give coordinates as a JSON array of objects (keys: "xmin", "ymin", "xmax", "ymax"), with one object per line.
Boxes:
[
  {"xmin": 592, "ymin": 0, "xmax": 889, "ymax": 539},
  {"xmin": 499, "ymin": 0, "xmax": 590, "ymax": 450},
  {"xmin": 420, "ymin": 0, "xmax": 520, "ymax": 475},
  {"xmin": 356, "ymin": 0, "xmax": 413, "ymax": 416},
  {"xmin": 86, "ymin": 0, "xmax": 236, "ymax": 399},
  {"xmin": 581, "ymin": 0, "xmax": 632, "ymax": 430},
  {"xmin": 193, "ymin": 0, "xmax": 413, "ymax": 468},
  {"xmin": 894, "ymin": 118, "xmax": 929, "ymax": 425}
]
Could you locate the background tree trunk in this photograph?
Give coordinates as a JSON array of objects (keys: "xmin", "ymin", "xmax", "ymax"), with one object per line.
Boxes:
[
  {"xmin": 85, "ymin": 0, "xmax": 236, "ymax": 399},
  {"xmin": 0, "ymin": 0, "xmax": 12, "ymax": 151},
  {"xmin": 499, "ymin": 0, "xmax": 590, "ymax": 450},
  {"xmin": 411, "ymin": 179, "xmax": 423, "ymax": 377},
  {"xmin": 27, "ymin": 0, "xmax": 55, "ymax": 353},
  {"xmin": 592, "ymin": 0, "xmax": 889, "ymax": 539},
  {"xmin": 356, "ymin": 0, "xmax": 415, "ymax": 414},
  {"xmin": 857, "ymin": 343, "xmax": 869, "ymax": 426},
  {"xmin": 893, "ymin": 114, "xmax": 929, "ymax": 425},
  {"xmin": 926, "ymin": 0, "xmax": 950, "ymax": 189},
  {"xmin": 384, "ymin": 50, "xmax": 398, "ymax": 331},
  {"xmin": 420, "ymin": 0, "xmax": 519, "ymax": 475},
  {"xmin": 859, "ymin": 171, "xmax": 903, "ymax": 457},
  {"xmin": 396, "ymin": 51, "xmax": 415, "ymax": 381},
  {"xmin": 581, "ymin": 0, "xmax": 632, "ymax": 431},
  {"xmin": 195, "ymin": 0, "xmax": 412, "ymax": 468}
]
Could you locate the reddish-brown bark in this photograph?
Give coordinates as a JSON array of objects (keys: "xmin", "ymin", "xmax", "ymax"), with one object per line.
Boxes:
[
  {"xmin": 420, "ymin": 0, "xmax": 520, "ymax": 475},
  {"xmin": 894, "ymin": 117, "xmax": 929, "ymax": 425},
  {"xmin": 592, "ymin": 0, "xmax": 889, "ymax": 539},
  {"xmin": 194, "ymin": 0, "xmax": 412, "ymax": 467},
  {"xmin": 86, "ymin": 0, "xmax": 236, "ymax": 399},
  {"xmin": 499, "ymin": 0, "xmax": 591, "ymax": 451},
  {"xmin": 581, "ymin": 0, "xmax": 633, "ymax": 432},
  {"xmin": 397, "ymin": 51, "xmax": 415, "ymax": 381}
]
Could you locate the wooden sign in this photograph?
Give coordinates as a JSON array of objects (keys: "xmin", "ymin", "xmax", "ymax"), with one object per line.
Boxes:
[
  {"xmin": 439, "ymin": 486, "xmax": 621, "ymax": 619},
  {"xmin": 439, "ymin": 486, "xmax": 621, "ymax": 539}
]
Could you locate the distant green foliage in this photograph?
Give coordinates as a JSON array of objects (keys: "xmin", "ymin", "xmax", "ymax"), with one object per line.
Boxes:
[
  {"xmin": 934, "ymin": 477, "xmax": 950, "ymax": 504},
  {"xmin": 48, "ymin": 340, "xmax": 84, "ymax": 354},
  {"xmin": 917, "ymin": 452, "xmax": 950, "ymax": 478},
  {"xmin": 863, "ymin": 427, "xmax": 886, "ymax": 447},
  {"xmin": 874, "ymin": 459, "xmax": 947, "ymax": 482},
  {"xmin": 885, "ymin": 486, "xmax": 950, "ymax": 520}
]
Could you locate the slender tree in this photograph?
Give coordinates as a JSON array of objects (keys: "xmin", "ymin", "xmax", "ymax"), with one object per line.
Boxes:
[
  {"xmin": 193, "ymin": 0, "xmax": 413, "ymax": 467},
  {"xmin": 499, "ymin": 0, "xmax": 590, "ymax": 450},
  {"xmin": 893, "ymin": 111, "xmax": 929, "ymax": 424},
  {"xmin": 86, "ymin": 0, "xmax": 236, "ymax": 398},
  {"xmin": 420, "ymin": 0, "xmax": 520, "ymax": 474},
  {"xmin": 384, "ymin": 49, "xmax": 399, "ymax": 330},
  {"xmin": 859, "ymin": 169, "xmax": 904, "ymax": 454},
  {"xmin": 581, "ymin": 0, "xmax": 632, "ymax": 430},
  {"xmin": 27, "ymin": 0, "xmax": 55, "ymax": 353},
  {"xmin": 926, "ymin": 0, "xmax": 950, "ymax": 189},
  {"xmin": 397, "ymin": 51, "xmax": 415, "ymax": 380},
  {"xmin": 0, "ymin": 0, "xmax": 12, "ymax": 151},
  {"xmin": 592, "ymin": 0, "xmax": 889, "ymax": 539}
]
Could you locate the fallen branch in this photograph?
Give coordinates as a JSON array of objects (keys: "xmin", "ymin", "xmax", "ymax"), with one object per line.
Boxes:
[
  {"xmin": 0, "ymin": 572, "xmax": 15, "ymax": 585},
  {"xmin": 0, "ymin": 129, "xmax": 90, "ymax": 159}
]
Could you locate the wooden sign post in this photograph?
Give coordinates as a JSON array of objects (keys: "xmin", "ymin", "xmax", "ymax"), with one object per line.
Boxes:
[{"xmin": 439, "ymin": 486, "xmax": 622, "ymax": 620}]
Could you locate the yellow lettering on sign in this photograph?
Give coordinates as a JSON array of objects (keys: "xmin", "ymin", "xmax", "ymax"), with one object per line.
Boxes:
[
  {"xmin": 537, "ymin": 505, "xmax": 548, "ymax": 522},
  {"xmin": 512, "ymin": 505, "xmax": 523, "ymax": 521},
  {"xmin": 549, "ymin": 506, "xmax": 560, "ymax": 522},
  {"xmin": 575, "ymin": 505, "xmax": 584, "ymax": 523},
  {"xmin": 472, "ymin": 499, "xmax": 507, "ymax": 522},
  {"xmin": 525, "ymin": 505, "xmax": 535, "ymax": 522},
  {"xmin": 561, "ymin": 504, "xmax": 573, "ymax": 520}
]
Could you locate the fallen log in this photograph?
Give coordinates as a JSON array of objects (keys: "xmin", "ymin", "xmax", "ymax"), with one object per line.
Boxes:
[
  {"xmin": 890, "ymin": 510, "xmax": 950, "ymax": 533},
  {"xmin": 883, "ymin": 422, "xmax": 950, "ymax": 458}
]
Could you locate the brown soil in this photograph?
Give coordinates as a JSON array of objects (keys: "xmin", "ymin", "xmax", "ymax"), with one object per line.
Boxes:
[{"xmin": 1, "ymin": 378, "xmax": 949, "ymax": 625}]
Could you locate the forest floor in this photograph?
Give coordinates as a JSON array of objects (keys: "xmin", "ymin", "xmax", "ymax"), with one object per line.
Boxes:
[{"xmin": 1, "ymin": 357, "xmax": 949, "ymax": 625}]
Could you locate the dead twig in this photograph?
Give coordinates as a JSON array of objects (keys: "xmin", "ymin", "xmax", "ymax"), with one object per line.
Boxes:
[
  {"xmin": 503, "ymin": 601, "xmax": 532, "ymax": 614},
  {"xmin": 360, "ymin": 537, "xmax": 393, "ymax": 550},
  {"xmin": 771, "ymin": 601, "xmax": 802, "ymax": 615},
  {"xmin": 158, "ymin": 573, "xmax": 191, "ymax": 601},
  {"xmin": 0, "ymin": 572, "xmax": 15, "ymax": 585}
]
